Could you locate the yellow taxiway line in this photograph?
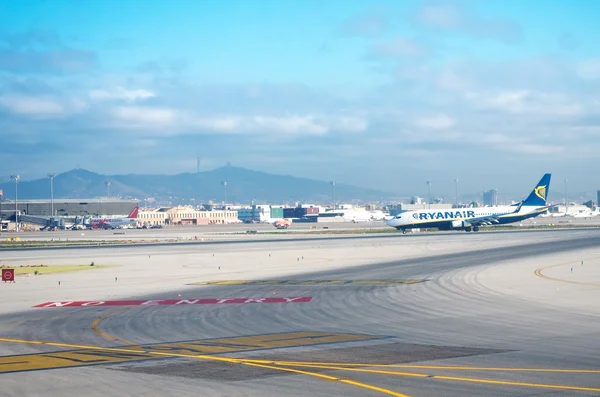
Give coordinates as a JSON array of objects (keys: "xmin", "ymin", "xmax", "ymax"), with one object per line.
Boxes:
[
  {"xmin": 239, "ymin": 361, "xmax": 600, "ymax": 393},
  {"xmin": 237, "ymin": 360, "xmax": 412, "ymax": 397},
  {"xmin": 241, "ymin": 360, "xmax": 600, "ymax": 373},
  {"xmin": 3, "ymin": 333, "xmax": 598, "ymax": 395},
  {"xmin": 0, "ymin": 336, "xmax": 412, "ymax": 397},
  {"xmin": 90, "ymin": 309, "xmax": 136, "ymax": 345},
  {"xmin": 534, "ymin": 257, "xmax": 600, "ymax": 287}
]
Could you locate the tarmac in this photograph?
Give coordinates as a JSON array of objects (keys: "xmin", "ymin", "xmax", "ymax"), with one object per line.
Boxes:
[
  {"xmin": 1, "ymin": 228, "xmax": 599, "ymax": 396},
  {"xmin": 2, "ymin": 215, "xmax": 600, "ymax": 242}
]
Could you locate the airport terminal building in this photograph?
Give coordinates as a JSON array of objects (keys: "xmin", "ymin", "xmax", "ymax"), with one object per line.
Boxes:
[{"xmin": 0, "ymin": 199, "xmax": 139, "ymax": 217}]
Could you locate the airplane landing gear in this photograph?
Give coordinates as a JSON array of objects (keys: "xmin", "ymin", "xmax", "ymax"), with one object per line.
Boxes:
[
  {"xmin": 473, "ymin": 226, "xmax": 480, "ymax": 232},
  {"xmin": 465, "ymin": 227, "xmax": 472, "ymax": 232}
]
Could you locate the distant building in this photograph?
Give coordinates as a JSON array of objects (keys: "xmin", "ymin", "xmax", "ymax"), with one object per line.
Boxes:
[
  {"xmin": 597, "ymin": 191, "xmax": 600, "ymax": 208},
  {"xmin": 237, "ymin": 205, "xmax": 271, "ymax": 222},
  {"xmin": 0, "ymin": 199, "xmax": 138, "ymax": 217},
  {"xmin": 483, "ymin": 190, "xmax": 498, "ymax": 206},
  {"xmin": 165, "ymin": 206, "xmax": 238, "ymax": 225},
  {"xmin": 138, "ymin": 209, "xmax": 169, "ymax": 226},
  {"xmin": 283, "ymin": 206, "xmax": 319, "ymax": 219}
]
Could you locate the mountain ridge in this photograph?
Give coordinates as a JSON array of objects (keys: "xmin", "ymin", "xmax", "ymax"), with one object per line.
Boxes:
[{"xmin": 0, "ymin": 166, "xmax": 396, "ymax": 204}]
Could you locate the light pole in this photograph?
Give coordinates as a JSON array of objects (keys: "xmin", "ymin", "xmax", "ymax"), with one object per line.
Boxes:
[
  {"xmin": 454, "ymin": 179, "xmax": 459, "ymax": 207},
  {"xmin": 426, "ymin": 180, "xmax": 432, "ymax": 210},
  {"xmin": 10, "ymin": 175, "xmax": 20, "ymax": 232},
  {"xmin": 47, "ymin": 173, "xmax": 55, "ymax": 217},
  {"xmin": 221, "ymin": 181, "xmax": 227, "ymax": 207},
  {"xmin": 564, "ymin": 178, "xmax": 568, "ymax": 216},
  {"xmin": 105, "ymin": 180, "xmax": 111, "ymax": 198},
  {"xmin": 330, "ymin": 181, "xmax": 335, "ymax": 210}
]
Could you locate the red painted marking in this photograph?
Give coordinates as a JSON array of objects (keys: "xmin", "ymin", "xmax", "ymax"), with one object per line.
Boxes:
[{"xmin": 33, "ymin": 296, "xmax": 312, "ymax": 308}]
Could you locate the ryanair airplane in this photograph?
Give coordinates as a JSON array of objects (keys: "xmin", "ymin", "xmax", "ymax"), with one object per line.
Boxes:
[{"xmin": 386, "ymin": 174, "xmax": 553, "ymax": 233}]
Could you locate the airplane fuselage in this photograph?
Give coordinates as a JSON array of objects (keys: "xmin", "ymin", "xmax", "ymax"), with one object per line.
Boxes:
[
  {"xmin": 88, "ymin": 206, "xmax": 139, "ymax": 229},
  {"xmin": 90, "ymin": 218, "xmax": 137, "ymax": 229}
]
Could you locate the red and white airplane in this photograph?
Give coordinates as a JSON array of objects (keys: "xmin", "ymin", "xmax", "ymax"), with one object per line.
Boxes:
[{"xmin": 89, "ymin": 206, "xmax": 139, "ymax": 229}]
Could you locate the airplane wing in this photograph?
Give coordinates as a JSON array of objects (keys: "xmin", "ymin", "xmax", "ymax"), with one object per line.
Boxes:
[
  {"xmin": 466, "ymin": 202, "xmax": 524, "ymax": 227},
  {"xmin": 466, "ymin": 215, "xmax": 502, "ymax": 227}
]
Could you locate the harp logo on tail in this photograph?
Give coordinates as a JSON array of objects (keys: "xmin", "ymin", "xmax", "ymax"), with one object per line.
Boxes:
[{"xmin": 534, "ymin": 185, "xmax": 547, "ymax": 200}]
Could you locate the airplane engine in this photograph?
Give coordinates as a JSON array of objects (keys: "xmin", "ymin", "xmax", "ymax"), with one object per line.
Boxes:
[{"xmin": 451, "ymin": 220, "xmax": 467, "ymax": 229}]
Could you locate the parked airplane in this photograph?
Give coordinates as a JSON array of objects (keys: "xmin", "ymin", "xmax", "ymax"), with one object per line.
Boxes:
[
  {"xmin": 89, "ymin": 206, "xmax": 139, "ymax": 229},
  {"xmin": 386, "ymin": 174, "xmax": 553, "ymax": 233}
]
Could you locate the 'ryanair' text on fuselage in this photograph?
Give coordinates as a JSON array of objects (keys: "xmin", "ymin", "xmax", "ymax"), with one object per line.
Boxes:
[{"xmin": 413, "ymin": 211, "xmax": 476, "ymax": 221}]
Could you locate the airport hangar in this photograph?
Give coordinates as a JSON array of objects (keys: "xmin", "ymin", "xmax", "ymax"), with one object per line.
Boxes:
[{"xmin": 0, "ymin": 199, "xmax": 139, "ymax": 218}]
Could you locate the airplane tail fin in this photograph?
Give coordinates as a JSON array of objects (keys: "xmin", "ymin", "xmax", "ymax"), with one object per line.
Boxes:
[
  {"xmin": 127, "ymin": 206, "xmax": 139, "ymax": 218},
  {"xmin": 522, "ymin": 174, "xmax": 551, "ymax": 207}
]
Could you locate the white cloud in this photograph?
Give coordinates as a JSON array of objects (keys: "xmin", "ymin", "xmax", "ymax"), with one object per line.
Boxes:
[
  {"xmin": 465, "ymin": 90, "xmax": 582, "ymax": 117},
  {"xmin": 479, "ymin": 133, "xmax": 512, "ymax": 145},
  {"xmin": 436, "ymin": 69, "xmax": 472, "ymax": 91},
  {"xmin": 136, "ymin": 139, "xmax": 158, "ymax": 148},
  {"xmin": 467, "ymin": 90, "xmax": 530, "ymax": 113},
  {"xmin": 577, "ymin": 59, "xmax": 600, "ymax": 80},
  {"xmin": 89, "ymin": 87, "xmax": 155, "ymax": 101},
  {"xmin": 414, "ymin": 114, "xmax": 455, "ymax": 129},
  {"xmin": 1, "ymin": 52, "xmax": 598, "ymax": 195},
  {"xmin": 0, "ymin": 94, "xmax": 86, "ymax": 117},
  {"xmin": 113, "ymin": 109, "xmax": 367, "ymax": 136},
  {"xmin": 369, "ymin": 36, "xmax": 429, "ymax": 58},
  {"xmin": 342, "ymin": 10, "xmax": 389, "ymax": 36},
  {"xmin": 193, "ymin": 116, "xmax": 241, "ymax": 132},
  {"xmin": 194, "ymin": 115, "xmax": 366, "ymax": 135},
  {"xmin": 251, "ymin": 115, "xmax": 328, "ymax": 134},
  {"xmin": 417, "ymin": 4, "xmax": 462, "ymax": 29},
  {"xmin": 475, "ymin": 133, "xmax": 565, "ymax": 155},
  {"xmin": 330, "ymin": 116, "xmax": 368, "ymax": 133},
  {"xmin": 510, "ymin": 144, "xmax": 565, "ymax": 155},
  {"xmin": 113, "ymin": 106, "xmax": 176, "ymax": 125},
  {"xmin": 415, "ymin": 3, "xmax": 522, "ymax": 43}
]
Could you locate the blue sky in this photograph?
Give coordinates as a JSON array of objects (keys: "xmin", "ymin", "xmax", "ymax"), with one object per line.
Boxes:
[{"xmin": 1, "ymin": 0, "xmax": 599, "ymax": 200}]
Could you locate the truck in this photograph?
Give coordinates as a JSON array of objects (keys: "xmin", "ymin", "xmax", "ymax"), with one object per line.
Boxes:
[{"xmin": 273, "ymin": 219, "xmax": 292, "ymax": 229}]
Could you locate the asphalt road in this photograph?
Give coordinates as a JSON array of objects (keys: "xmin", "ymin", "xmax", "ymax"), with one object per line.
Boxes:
[{"xmin": 1, "ymin": 229, "xmax": 599, "ymax": 397}]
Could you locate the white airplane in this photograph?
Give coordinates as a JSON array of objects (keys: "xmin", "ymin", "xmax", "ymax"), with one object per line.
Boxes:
[
  {"xmin": 89, "ymin": 206, "xmax": 139, "ymax": 229},
  {"xmin": 386, "ymin": 174, "xmax": 553, "ymax": 233},
  {"xmin": 370, "ymin": 210, "xmax": 388, "ymax": 221}
]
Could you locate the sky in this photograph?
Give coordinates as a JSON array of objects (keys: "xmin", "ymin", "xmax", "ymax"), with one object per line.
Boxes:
[{"xmin": 0, "ymin": 0, "xmax": 599, "ymax": 200}]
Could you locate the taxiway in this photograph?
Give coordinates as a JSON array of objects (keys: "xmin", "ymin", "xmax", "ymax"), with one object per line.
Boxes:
[{"xmin": 1, "ymin": 228, "xmax": 599, "ymax": 396}]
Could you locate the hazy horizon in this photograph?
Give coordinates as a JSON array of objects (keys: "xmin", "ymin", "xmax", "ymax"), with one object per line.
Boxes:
[
  {"xmin": 0, "ymin": 165, "xmax": 589, "ymax": 205},
  {"xmin": 1, "ymin": 0, "xmax": 599, "ymax": 197}
]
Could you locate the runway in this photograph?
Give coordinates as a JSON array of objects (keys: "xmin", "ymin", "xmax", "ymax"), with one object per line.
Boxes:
[
  {"xmin": 4, "ymin": 221, "xmax": 390, "ymax": 241},
  {"xmin": 1, "ymin": 229, "xmax": 599, "ymax": 396},
  {"xmin": 3, "ymin": 215, "xmax": 600, "ymax": 243}
]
